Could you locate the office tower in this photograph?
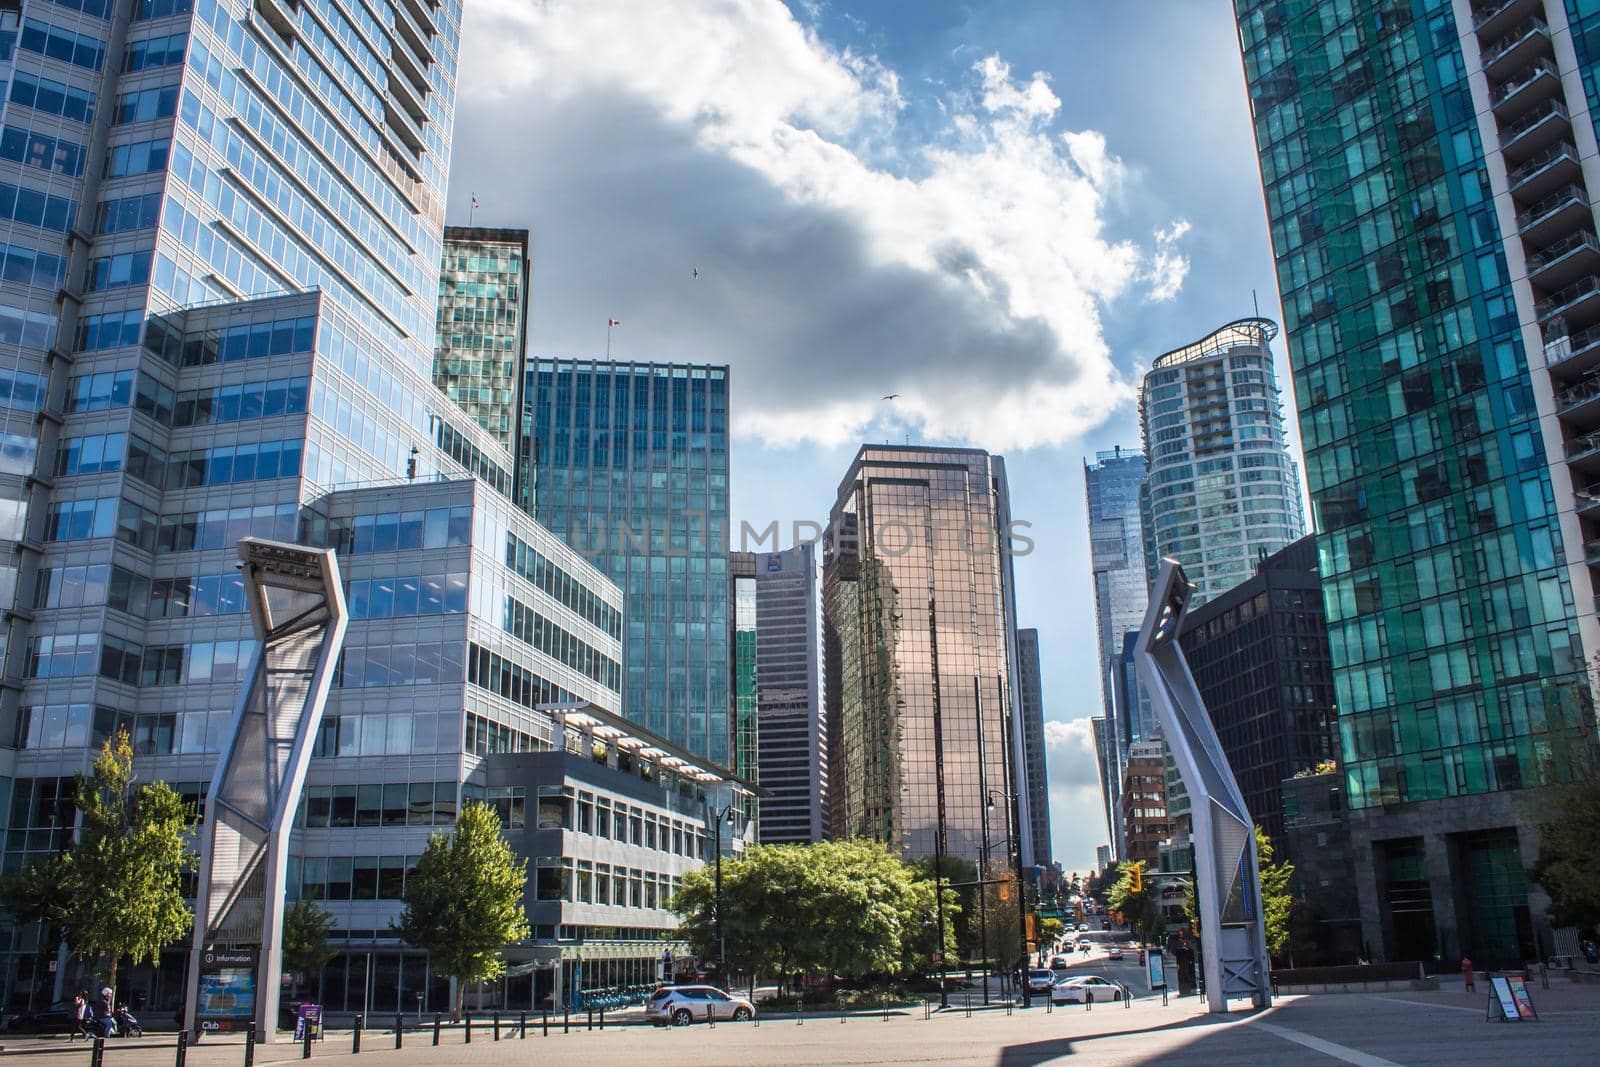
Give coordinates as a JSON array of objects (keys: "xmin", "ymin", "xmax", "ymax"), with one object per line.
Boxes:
[
  {"xmin": 1235, "ymin": 0, "xmax": 1600, "ymax": 963},
  {"xmin": 1178, "ymin": 536, "xmax": 1336, "ymax": 849},
  {"xmin": 528, "ymin": 359, "xmax": 731, "ymax": 765},
  {"xmin": 1083, "ymin": 446, "xmax": 1147, "ymax": 859},
  {"xmin": 0, "ymin": 0, "xmax": 754, "ymax": 1016},
  {"xmin": 1138, "ymin": 318, "xmax": 1304, "ymax": 606},
  {"xmin": 751, "ymin": 543, "xmax": 827, "ymax": 844},
  {"xmin": 1120, "ymin": 741, "xmax": 1170, "ymax": 868},
  {"xmin": 1015, "ymin": 627, "xmax": 1052, "ymax": 869},
  {"xmin": 434, "ymin": 226, "xmax": 530, "ymax": 498},
  {"xmin": 729, "ymin": 551, "xmax": 758, "ymax": 781},
  {"xmin": 1096, "ymin": 844, "xmax": 1112, "ymax": 873},
  {"xmin": 1090, "ymin": 715, "xmax": 1117, "ymax": 854},
  {"xmin": 823, "ymin": 445, "xmax": 1029, "ymax": 866}
]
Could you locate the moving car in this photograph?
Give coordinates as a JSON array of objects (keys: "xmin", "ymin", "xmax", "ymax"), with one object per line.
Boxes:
[
  {"xmin": 1107, "ymin": 946, "xmax": 1124, "ymax": 960},
  {"xmin": 1027, "ymin": 969, "xmax": 1056, "ymax": 993},
  {"xmin": 646, "ymin": 985, "xmax": 756, "ymax": 1026},
  {"xmin": 1077, "ymin": 923, "xmax": 1090, "ymax": 932},
  {"xmin": 1051, "ymin": 976, "xmax": 1124, "ymax": 1005},
  {"xmin": 1049, "ymin": 956, "xmax": 1070, "ymax": 970}
]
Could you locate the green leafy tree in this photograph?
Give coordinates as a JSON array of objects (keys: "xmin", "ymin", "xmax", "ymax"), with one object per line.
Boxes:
[
  {"xmin": 671, "ymin": 840, "xmax": 958, "ymax": 987},
  {"xmin": 281, "ymin": 900, "xmax": 338, "ymax": 998},
  {"xmin": 913, "ymin": 854, "xmax": 979, "ymax": 962},
  {"xmin": 0, "ymin": 731, "xmax": 194, "ymax": 996},
  {"xmin": 1256, "ymin": 826, "xmax": 1296, "ymax": 962},
  {"xmin": 395, "ymin": 801, "xmax": 529, "ymax": 1017},
  {"xmin": 1529, "ymin": 775, "xmax": 1600, "ymax": 938},
  {"xmin": 1106, "ymin": 861, "xmax": 1163, "ymax": 945}
]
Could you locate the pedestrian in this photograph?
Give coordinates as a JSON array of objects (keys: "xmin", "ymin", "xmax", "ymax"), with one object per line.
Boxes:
[
  {"xmin": 1461, "ymin": 956, "xmax": 1475, "ymax": 993},
  {"xmin": 1582, "ymin": 939, "xmax": 1598, "ymax": 965},
  {"xmin": 71, "ymin": 991, "xmax": 92, "ymax": 1041},
  {"xmin": 95, "ymin": 987, "xmax": 117, "ymax": 1038}
]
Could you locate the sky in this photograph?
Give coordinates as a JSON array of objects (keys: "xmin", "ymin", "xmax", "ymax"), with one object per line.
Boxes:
[{"xmin": 446, "ymin": 0, "xmax": 1295, "ymax": 878}]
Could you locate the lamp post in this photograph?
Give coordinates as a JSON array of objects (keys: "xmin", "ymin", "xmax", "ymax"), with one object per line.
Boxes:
[
  {"xmin": 987, "ymin": 789, "xmax": 1030, "ymax": 1007},
  {"xmin": 703, "ymin": 799, "xmax": 734, "ymax": 983}
]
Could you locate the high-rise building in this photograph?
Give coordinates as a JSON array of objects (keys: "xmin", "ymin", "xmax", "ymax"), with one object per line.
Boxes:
[
  {"xmin": 750, "ymin": 544, "xmax": 826, "ymax": 844},
  {"xmin": 1015, "ymin": 628, "xmax": 1052, "ymax": 869},
  {"xmin": 0, "ymin": 0, "xmax": 756, "ymax": 1016},
  {"xmin": 1084, "ymin": 446, "xmax": 1147, "ymax": 858},
  {"xmin": 1096, "ymin": 844, "xmax": 1112, "ymax": 873},
  {"xmin": 1138, "ymin": 318, "xmax": 1304, "ymax": 606},
  {"xmin": 1120, "ymin": 740, "xmax": 1170, "ymax": 868},
  {"xmin": 528, "ymin": 359, "xmax": 731, "ymax": 764},
  {"xmin": 823, "ymin": 445, "xmax": 1029, "ymax": 866},
  {"xmin": 434, "ymin": 227, "xmax": 530, "ymax": 457},
  {"xmin": 729, "ymin": 551, "xmax": 758, "ymax": 781},
  {"xmin": 1177, "ymin": 535, "xmax": 1336, "ymax": 849},
  {"xmin": 1234, "ymin": 0, "xmax": 1600, "ymax": 963}
]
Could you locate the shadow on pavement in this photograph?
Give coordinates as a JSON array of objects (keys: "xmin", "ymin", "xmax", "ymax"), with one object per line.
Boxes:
[{"xmin": 996, "ymin": 1007, "xmax": 1267, "ymax": 1066}]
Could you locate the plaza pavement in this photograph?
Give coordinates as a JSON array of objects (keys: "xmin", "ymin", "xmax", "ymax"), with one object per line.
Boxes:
[{"xmin": 2, "ymin": 979, "xmax": 1596, "ymax": 1066}]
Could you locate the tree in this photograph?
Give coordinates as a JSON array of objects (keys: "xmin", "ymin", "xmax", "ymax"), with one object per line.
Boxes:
[
  {"xmin": 1039, "ymin": 916, "xmax": 1065, "ymax": 947},
  {"xmin": 1106, "ymin": 861, "xmax": 1163, "ymax": 945},
  {"xmin": 1, "ymin": 731, "xmax": 193, "ymax": 995},
  {"xmin": 281, "ymin": 901, "xmax": 338, "ymax": 998},
  {"xmin": 1529, "ymin": 775, "xmax": 1600, "ymax": 938},
  {"xmin": 670, "ymin": 841, "xmax": 958, "ymax": 987},
  {"xmin": 395, "ymin": 801, "xmax": 529, "ymax": 1017},
  {"xmin": 1256, "ymin": 826, "xmax": 1296, "ymax": 962}
]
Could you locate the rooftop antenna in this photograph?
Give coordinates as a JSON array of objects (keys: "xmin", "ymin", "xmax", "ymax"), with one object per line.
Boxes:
[
  {"xmin": 469, "ymin": 192, "xmax": 478, "ymax": 227},
  {"xmin": 1252, "ymin": 288, "xmax": 1260, "ymax": 318},
  {"xmin": 606, "ymin": 319, "xmax": 620, "ymax": 359}
]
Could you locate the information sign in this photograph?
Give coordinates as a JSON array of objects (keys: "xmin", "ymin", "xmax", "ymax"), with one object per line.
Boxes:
[
  {"xmin": 1147, "ymin": 948, "xmax": 1166, "ymax": 991},
  {"xmin": 1505, "ymin": 976, "xmax": 1538, "ymax": 1020},
  {"xmin": 293, "ymin": 1003, "xmax": 322, "ymax": 1041},
  {"xmin": 197, "ymin": 949, "xmax": 258, "ymax": 1032},
  {"xmin": 1487, "ymin": 976, "xmax": 1520, "ymax": 1022}
]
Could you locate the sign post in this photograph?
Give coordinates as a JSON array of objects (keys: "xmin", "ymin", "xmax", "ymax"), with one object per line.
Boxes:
[
  {"xmin": 293, "ymin": 1004, "xmax": 323, "ymax": 1042},
  {"xmin": 1147, "ymin": 949, "xmax": 1168, "ymax": 1006},
  {"xmin": 1487, "ymin": 975, "xmax": 1538, "ymax": 1022},
  {"xmin": 197, "ymin": 949, "xmax": 258, "ymax": 1034}
]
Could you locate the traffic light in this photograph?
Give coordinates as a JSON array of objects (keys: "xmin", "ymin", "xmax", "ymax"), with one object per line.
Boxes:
[{"xmin": 1130, "ymin": 865, "xmax": 1143, "ymax": 894}]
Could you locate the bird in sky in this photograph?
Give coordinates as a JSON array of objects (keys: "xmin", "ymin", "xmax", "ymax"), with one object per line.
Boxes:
[
  {"xmin": 883, "ymin": 393, "xmax": 900, "ymax": 400},
  {"xmin": 692, "ymin": 268, "xmax": 700, "ymax": 279}
]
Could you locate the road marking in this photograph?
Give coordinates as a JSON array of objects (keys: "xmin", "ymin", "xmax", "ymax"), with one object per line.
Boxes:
[
  {"xmin": 1251, "ymin": 1019, "xmax": 1406, "ymax": 1067},
  {"xmin": 1368, "ymin": 996, "xmax": 1480, "ymax": 1014}
]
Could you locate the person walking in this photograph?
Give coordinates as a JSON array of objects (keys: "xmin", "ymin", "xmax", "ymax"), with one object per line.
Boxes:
[
  {"xmin": 1460, "ymin": 956, "xmax": 1475, "ymax": 993},
  {"xmin": 71, "ymin": 992, "xmax": 92, "ymax": 1041}
]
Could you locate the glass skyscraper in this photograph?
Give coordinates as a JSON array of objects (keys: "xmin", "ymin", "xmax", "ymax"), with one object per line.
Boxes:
[
  {"xmin": 1235, "ymin": 0, "xmax": 1598, "ymax": 964},
  {"xmin": 528, "ymin": 358, "xmax": 731, "ymax": 765},
  {"xmin": 1138, "ymin": 318, "xmax": 1304, "ymax": 605},
  {"xmin": 1083, "ymin": 446, "xmax": 1147, "ymax": 859},
  {"xmin": 433, "ymin": 226, "xmax": 529, "ymax": 483},
  {"xmin": 750, "ymin": 543, "xmax": 826, "ymax": 845},
  {"xmin": 823, "ymin": 445, "xmax": 1030, "ymax": 866},
  {"xmin": 729, "ymin": 550, "xmax": 757, "ymax": 780},
  {"xmin": 1015, "ymin": 627, "xmax": 1051, "ymax": 870}
]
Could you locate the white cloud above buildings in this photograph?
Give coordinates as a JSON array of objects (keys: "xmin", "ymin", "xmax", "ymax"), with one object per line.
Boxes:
[{"xmin": 451, "ymin": 0, "xmax": 1191, "ymax": 452}]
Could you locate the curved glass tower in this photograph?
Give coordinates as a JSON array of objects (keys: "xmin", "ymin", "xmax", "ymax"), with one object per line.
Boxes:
[{"xmin": 1139, "ymin": 318, "xmax": 1304, "ymax": 605}]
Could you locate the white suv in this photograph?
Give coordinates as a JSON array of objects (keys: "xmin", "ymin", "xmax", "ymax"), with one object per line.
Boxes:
[{"xmin": 646, "ymin": 985, "xmax": 756, "ymax": 1026}]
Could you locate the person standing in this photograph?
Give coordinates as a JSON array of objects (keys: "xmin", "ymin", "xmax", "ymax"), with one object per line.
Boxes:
[{"xmin": 1461, "ymin": 956, "xmax": 1475, "ymax": 993}]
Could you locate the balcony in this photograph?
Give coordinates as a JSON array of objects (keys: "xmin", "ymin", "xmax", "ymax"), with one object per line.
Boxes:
[
  {"xmin": 1586, "ymin": 538, "xmax": 1600, "ymax": 566},
  {"xmin": 1529, "ymin": 230, "xmax": 1600, "ymax": 290},
  {"xmin": 1564, "ymin": 429, "xmax": 1600, "ymax": 472},
  {"xmin": 1575, "ymin": 481, "xmax": 1600, "ymax": 518},
  {"xmin": 1499, "ymin": 98, "xmax": 1570, "ymax": 162},
  {"xmin": 1537, "ymin": 275, "xmax": 1600, "ymax": 329},
  {"xmin": 1474, "ymin": 0, "xmax": 1546, "ymax": 41},
  {"xmin": 1491, "ymin": 58, "xmax": 1562, "ymax": 121},
  {"xmin": 1556, "ymin": 373, "xmax": 1600, "ymax": 427},
  {"xmin": 1482, "ymin": 17, "xmax": 1552, "ymax": 81},
  {"xmin": 1516, "ymin": 183, "xmax": 1590, "ymax": 245},
  {"xmin": 1545, "ymin": 321, "xmax": 1600, "ymax": 377},
  {"xmin": 1509, "ymin": 141, "xmax": 1582, "ymax": 202}
]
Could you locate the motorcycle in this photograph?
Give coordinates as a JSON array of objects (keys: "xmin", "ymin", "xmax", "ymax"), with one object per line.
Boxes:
[{"xmin": 113, "ymin": 1006, "xmax": 142, "ymax": 1038}]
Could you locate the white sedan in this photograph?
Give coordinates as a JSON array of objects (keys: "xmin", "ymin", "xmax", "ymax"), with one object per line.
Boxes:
[{"xmin": 1051, "ymin": 976, "xmax": 1124, "ymax": 1004}]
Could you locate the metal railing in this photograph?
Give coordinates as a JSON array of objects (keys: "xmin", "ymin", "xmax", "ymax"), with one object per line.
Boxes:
[
  {"xmin": 1556, "ymin": 373, "xmax": 1600, "ymax": 412},
  {"xmin": 1529, "ymin": 229, "xmax": 1600, "ymax": 272},
  {"xmin": 1517, "ymin": 183, "xmax": 1587, "ymax": 232},
  {"xmin": 1500, "ymin": 97, "xmax": 1568, "ymax": 149},
  {"xmin": 1482, "ymin": 16, "xmax": 1551, "ymax": 70},
  {"xmin": 1491, "ymin": 57, "xmax": 1558, "ymax": 105},
  {"xmin": 1509, "ymin": 141, "xmax": 1578, "ymax": 187},
  {"xmin": 1536, "ymin": 274, "xmax": 1600, "ymax": 321}
]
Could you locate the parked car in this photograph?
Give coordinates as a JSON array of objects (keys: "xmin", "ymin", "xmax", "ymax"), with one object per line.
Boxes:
[
  {"xmin": 1051, "ymin": 976, "xmax": 1123, "ymax": 1005},
  {"xmin": 646, "ymin": 985, "xmax": 755, "ymax": 1026},
  {"xmin": 1026, "ymin": 969, "xmax": 1056, "ymax": 993},
  {"xmin": 1, "ymin": 1001, "xmax": 82, "ymax": 1035}
]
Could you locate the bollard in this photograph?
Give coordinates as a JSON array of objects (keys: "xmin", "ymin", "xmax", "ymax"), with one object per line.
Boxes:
[
  {"xmin": 1123, "ymin": 986, "xmax": 1131, "ymax": 1010},
  {"xmin": 599, "ymin": 1006, "xmax": 605, "ymax": 1030},
  {"xmin": 91, "ymin": 1036, "xmax": 104, "ymax": 1067},
  {"xmin": 465, "ymin": 1012, "xmax": 472, "ymax": 1044},
  {"xmin": 965, "ymin": 991, "xmax": 971, "ymax": 1018},
  {"xmin": 245, "ymin": 1023, "xmax": 256, "ymax": 1067},
  {"xmin": 563, "ymin": 1007, "xmax": 569, "ymax": 1034},
  {"xmin": 178, "ymin": 1029, "xmax": 190, "ymax": 1067},
  {"xmin": 354, "ymin": 1013, "xmax": 364, "ymax": 1053},
  {"xmin": 1085, "ymin": 993, "xmax": 1092, "ymax": 1012},
  {"xmin": 395, "ymin": 1012, "xmax": 403, "ymax": 1049},
  {"xmin": 543, "ymin": 1010, "xmax": 550, "ymax": 1037},
  {"xmin": 797, "ymin": 1001, "xmax": 803, "ymax": 1026},
  {"xmin": 520, "ymin": 1011, "xmax": 527, "ymax": 1038},
  {"xmin": 433, "ymin": 1013, "xmax": 441, "ymax": 1047},
  {"xmin": 494, "ymin": 1011, "xmax": 500, "ymax": 1041},
  {"xmin": 1046, "ymin": 995, "xmax": 1053, "ymax": 1015},
  {"xmin": 586, "ymin": 1009, "xmax": 593, "ymax": 1032},
  {"xmin": 1006, "ymin": 999, "xmax": 1013, "ymax": 1016},
  {"xmin": 302, "ymin": 1021, "xmax": 313, "ymax": 1060}
]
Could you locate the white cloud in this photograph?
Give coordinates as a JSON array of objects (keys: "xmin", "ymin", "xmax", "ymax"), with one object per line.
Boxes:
[
  {"xmin": 453, "ymin": 0, "xmax": 1187, "ymax": 451},
  {"xmin": 1145, "ymin": 219, "xmax": 1192, "ymax": 302}
]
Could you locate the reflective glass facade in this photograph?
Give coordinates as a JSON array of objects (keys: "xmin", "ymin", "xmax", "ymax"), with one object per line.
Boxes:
[
  {"xmin": 529, "ymin": 359, "xmax": 731, "ymax": 765},
  {"xmin": 823, "ymin": 445, "xmax": 1022, "ymax": 864},
  {"xmin": 1016, "ymin": 627, "xmax": 1051, "ymax": 868},
  {"xmin": 434, "ymin": 226, "xmax": 529, "ymax": 458},
  {"xmin": 729, "ymin": 550, "xmax": 757, "ymax": 780},
  {"xmin": 750, "ymin": 544, "xmax": 825, "ymax": 845}
]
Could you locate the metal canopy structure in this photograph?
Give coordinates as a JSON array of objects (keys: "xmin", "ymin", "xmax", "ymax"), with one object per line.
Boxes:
[
  {"xmin": 1133, "ymin": 558, "xmax": 1270, "ymax": 1012},
  {"xmin": 184, "ymin": 539, "xmax": 347, "ymax": 1040}
]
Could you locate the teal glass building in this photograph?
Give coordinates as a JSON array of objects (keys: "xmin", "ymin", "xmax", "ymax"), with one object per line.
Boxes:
[
  {"xmin": 528, "ymin": 359, "xmax": 732, "ymax": 766},
  {"xmin": 1235, "ymin": 0, "xmax": 1600, "ymax": 964}
]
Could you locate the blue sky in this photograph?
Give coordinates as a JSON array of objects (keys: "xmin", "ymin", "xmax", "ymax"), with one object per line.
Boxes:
[{"xmin": 449, "ymin": 0, "xmax": 1293, "ymax": 877}]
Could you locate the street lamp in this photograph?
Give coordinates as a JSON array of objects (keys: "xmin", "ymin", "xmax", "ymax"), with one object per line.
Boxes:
[
  {"xmin": 703, "ymin": 799, "xmax": 735, "ymax": 984},
  {"xmin": 987, "ymin": 789, "xmax": 1031, "ymax": 1008}
]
